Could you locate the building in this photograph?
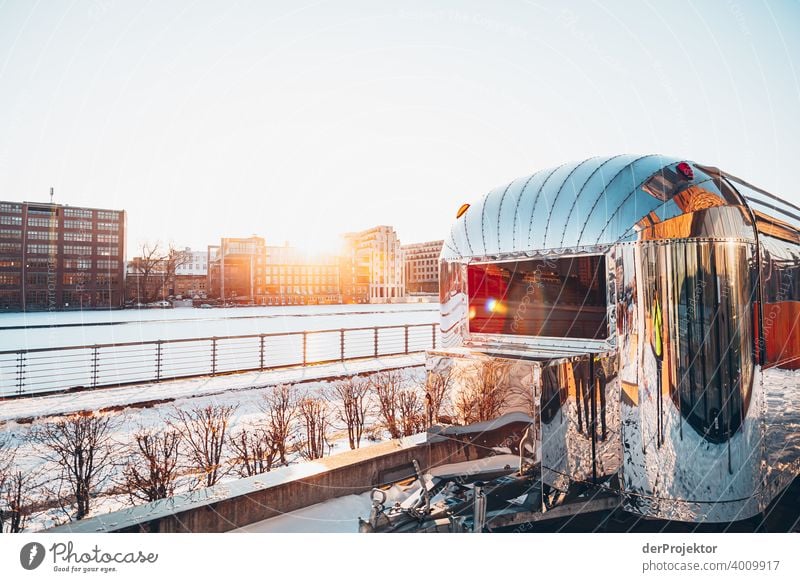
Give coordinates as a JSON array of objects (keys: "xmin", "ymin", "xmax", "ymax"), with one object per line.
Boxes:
[
  {"xmin": 262, "ymin": 244, "xmax": 340, "ymax": 305},
  {"xmin": 0, "ymin": 200, "xmax": 126, "ymax": 310},
  {"xmin": 174, "ymin": 248, "xmax": 208, "ymax": 299},
  {"xmin": 341, "ymin": 226, "xmax": 405, "ymax": 303},
  {"xmin": 402, "ymin": 240, "xmax": 443, "ymax": 294},
  {"xmin": 207, "ymin": 237, "xmax": 265, "ymax": 303}
]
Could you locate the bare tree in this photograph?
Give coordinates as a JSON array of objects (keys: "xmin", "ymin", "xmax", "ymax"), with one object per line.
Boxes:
[
  {"xmin": 454, "ymin": 359, "xmax": 512, "ymax": 425},
  {"xmin": 425, "ymin": 367, "xmax": 455, "ymax": 425},
  {"xmin": 0, "ymin": 436, "xmax": 31, "ymax": 533},
  {"xmin": 327, "ymin": 377, "xmax": 370, "ymax": 449},
  {"xmin": 1, "ymin": 470, "xmax": 36, "ymax": 533},
  {"xmin": 398, "ymin": 388, "xmax": 425, "ymax": 436},
  {"xmin": 128, "ymin": 242, "xmax": 191, "ymax": 304},
  {"xmin": 229, "ymin": 426, "xmax": 277, "ymax": 477},
  {"xmin": 30, "ymin": 413, "xmax": 117, "ymax": 520},
  {"xmin": 298, "ymin": 396, "xmax": 329, "ymax": 461},
  {"xmin": 121, "ymin": 428, "xmax": 181, "ymax": 504},
  {"xmin": 371, "ymin": 370, "xmax": 406, "ymax": 439},
  {"xmin": 0, "ymin": 434, "xmax": 13, "ymax": 494},
  {"xmin": 261, "ymin": 385, "xmax": 297, "ymax": 466},
  {"xmin": 170, "ymin": 404, "xmax": 236, "ymax": 489}
]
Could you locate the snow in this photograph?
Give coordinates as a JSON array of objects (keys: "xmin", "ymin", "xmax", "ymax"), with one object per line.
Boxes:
[
  {"xmin": 232, "ymin": 484, "xmax": 413, "ymax": 533},
  {"xmin": 0, "ymin": 304, "xmax": 439, "ymax": 350},
  {"xmin": 1, "ymin": 356, "xmax": 427, "ymax": 532},
  {"xmin": 234, "ymin": 454, "xmax": 522, "ymax": 533},
  {"xmin": 0, "ymin": 353, "xmax": 425, "ymax": 422},
  {"xmin": 428, "ymin": 454, "xmax": 520, "ymax": 478}
]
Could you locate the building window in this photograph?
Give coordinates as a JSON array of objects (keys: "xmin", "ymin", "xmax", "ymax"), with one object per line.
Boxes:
[
  {"xmin": 64, "ymin": 232, "xmax": 93, "ymax": 242},
  {"xmin": 64, "ymin": 258, "xmax": 91, "ymax": 270},
  {"xmin": 64, "ymin": 208, "xmax": 92, "ymax": 218},
  {"xmin": 0, "ymin": 228, "xmax": 21, "ymax": 238},
  {"xmin": 97, "ymin": 211, "xmax": 119, "ymax": 221},
  {"xmin": 0, "ymin": 203, "xmax": 22, "ymax": 213},
  {"xmin": 1, "ymin": 216, "xmax": 23, "ymax": 226},
  {"xmin": 63, "ymin": 245, "xmax": 91, "ymax": 255},
  {"xmin": 63, "ymin": 272, "xmax": 90, "ymax": 286},
  {"xmin": 27, "ymin": 244, "xmax": 58, "ymax": 255},
  {"xmin": 97, "ymin": 260, "xmax": 119, "ymax": 269},
  {"xmin": 97, "ymin": 246, "xmax": 118, "ymax": 256},
  {"xmin": 97, "ymin": 222, "xmax": 119, "ymax": 231},
  {"xmin": 97, "ymin": 233, "xmax": 118, "ymax": 243},
  {"xmin": 0, "ymin": 274, "xmax": 20, "ymax": 285},
  {"xmin": 27, "ymin": 230, "xmax": 58, "ymax": 240},
  {"xmin": 64, "ymin": 219, "xmax": 92, "ymax": 230}
]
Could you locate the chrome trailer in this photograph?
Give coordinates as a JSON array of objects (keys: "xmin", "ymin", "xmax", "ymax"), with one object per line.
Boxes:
[{"xmin": 428, "ymin": 155, "xmax": 800, "ymax": 524}]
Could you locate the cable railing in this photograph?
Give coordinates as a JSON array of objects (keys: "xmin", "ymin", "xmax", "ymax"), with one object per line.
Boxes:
[{"xmin": 0, "ymin": 323, "xmax": 440, "ymax": 398}]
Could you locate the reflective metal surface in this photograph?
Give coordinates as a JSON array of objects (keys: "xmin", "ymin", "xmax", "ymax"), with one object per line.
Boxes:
[{"xmin": 433, "ymin": 154, "xmax": 800, "ymax": 523}]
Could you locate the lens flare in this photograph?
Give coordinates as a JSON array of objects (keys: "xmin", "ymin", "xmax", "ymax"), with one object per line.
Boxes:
[{"xmin": 485, "ymin": 298, "xmax": 507, "ymax": 314}]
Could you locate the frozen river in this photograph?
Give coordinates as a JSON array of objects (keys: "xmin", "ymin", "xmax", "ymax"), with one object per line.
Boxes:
[{"xmin": 0, "ymin": 303, "xmax": 440, "ymax": 351}]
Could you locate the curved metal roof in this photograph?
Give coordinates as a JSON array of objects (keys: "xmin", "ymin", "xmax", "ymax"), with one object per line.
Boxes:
[{"xmin": 442, "ymin": 154, "xmax": 756, "ymax": 261}]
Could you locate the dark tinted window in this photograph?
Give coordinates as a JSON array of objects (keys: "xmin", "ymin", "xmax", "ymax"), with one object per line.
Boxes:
[{"xmin": 467, "ymin": 256, "xmax": 607, "ymax": 339}]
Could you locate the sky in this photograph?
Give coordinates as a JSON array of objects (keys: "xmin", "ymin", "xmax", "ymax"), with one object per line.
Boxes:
[{"xmin": 0, "ymin": 0, "xmax": 798, "ymax": 254}]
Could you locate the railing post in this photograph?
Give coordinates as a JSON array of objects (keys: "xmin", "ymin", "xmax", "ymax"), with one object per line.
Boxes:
[
  {"xmin": 155, "ymin": 340, "xmax": 163, "ymax": 382},
  {"xmin": 432, "ymin": 323, "xmax": 437, "ymax": 349},
  {"xmin": 91, "ymin": 345, "xmax": 99, "ymax": 388},
  {"xmin": 16, "ymin": 352, "xmax": 25, "ymax": 396},
  {"xmin": 339, "ymin": 329, "xmax": 345, "ymax": 361},
  {"xmin": 404, "ymin": 325, "xmax": 409, "ymax": 354},
  {"xmin": 259, "ymin": 334, "xmax": 265, "ymax": 371},
  {"xmin": 374, "ymin": 327, "xmax": 379, "ymax": 358},
  {"xmin": 211, "ymin": 337, "xmax": 217, "ymax": 376},
  {"xmin": 302, "ymin": 332, "xmax": 307, "ymax": 365}
]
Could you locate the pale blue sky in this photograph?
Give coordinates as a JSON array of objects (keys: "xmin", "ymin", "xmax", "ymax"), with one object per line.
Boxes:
[{"xmin": 1, "ymin": 0, "xmax": 798, "ymax": 252}]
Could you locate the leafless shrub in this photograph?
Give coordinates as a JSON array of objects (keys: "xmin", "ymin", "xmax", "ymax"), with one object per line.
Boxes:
[
  {"xmin": 170, "ymin": 404, "xmax": 236, "ymax": 489},
  {"xmin": 398, "ymin": 388, "xmax": 425, "ymax": 436},
  {"xmin": 1, "ymin": 470, "xmax": 36, "ymax": 533},
  {"xmin": 30, "ymin": 413, "xmax": 117, "ymax": 520},
  {"xmin": 0, "ymin": 436, "xmax": 34, "ymax": 532},
  {"xmin": 298, "ymin": 396, "xmax": 329, "ymax": 460},
  {"xmin": 327, "ymin": 377, "xmax": 370, "ymax": 450},
  {"xmin": 229, "ymin": 426, "xmax": 278, "ymax": 477},
  {"xmin": 261, "ymin": 384, "xmax": 298, "ymax": 465},
  {"xmin": 425, "ymin": 367, "xmax": 454, "ymax": 425},
  {"xmin": 454, "ymin": 359, "xmax": 512, "ymax": 424},
  {"xmin": 121, "ymin": 428, "xmax": 181, "ymax": 504},
  {"xmin": 0, "ymin": 434, "xmax": 13, "ymax": 493},
  {"xmin": 370, "ymin": 370, "xmax": 405, "ymax": 439}
]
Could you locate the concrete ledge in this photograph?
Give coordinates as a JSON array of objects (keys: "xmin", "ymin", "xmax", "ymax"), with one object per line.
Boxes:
[{"xmin": 49, "ymin": 416, "xmax": 532, "ymax": 533}]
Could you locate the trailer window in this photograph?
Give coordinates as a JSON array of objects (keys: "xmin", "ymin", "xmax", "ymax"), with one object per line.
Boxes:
[{"xmin": 467, "ymin": 256, "xmax": 608, "ymax": 339}]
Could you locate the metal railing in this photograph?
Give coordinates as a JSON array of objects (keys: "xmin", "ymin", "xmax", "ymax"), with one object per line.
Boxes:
[{"xmin": 0, "ymin": 323, "xmax": 440, "ymax": 398}]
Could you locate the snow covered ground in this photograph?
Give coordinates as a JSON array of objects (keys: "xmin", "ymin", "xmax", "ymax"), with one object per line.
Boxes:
[
  {"xmin": 0, "ymin": 303, "xmax": 439, "ymax": 350},
  {"xmin": 0, "ymin": 355, "xmax": 427, "ymax": 531},
  {"xmin": 233, "ymin": 484, "xmax": 413, "ymax": 533},
  {"xmin": 0, "ymin": 353, "xmax": 425, "ymax": 422}
]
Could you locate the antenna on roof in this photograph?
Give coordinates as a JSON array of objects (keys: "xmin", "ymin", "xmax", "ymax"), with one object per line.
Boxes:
[{"xmin": 50, "ymin": 187, "xmax": 54, "ymax": 204}]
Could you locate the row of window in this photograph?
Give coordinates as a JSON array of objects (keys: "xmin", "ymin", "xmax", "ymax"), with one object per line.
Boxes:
[
  {"xmin": 4, "ymin": 258, "xmax": 120, "ymax": 270},
  {"xmin": 25, "ymin": 244, "xmax": 119, "ymax": 256},
  {"xmin": 0, "ymin": 217, "xmax": 122, "ymax": 230},
  {"xmin": 0, "ymin": 229, "xmax": 120, "ymax": 245},
  {"xmin": 1, "ymin": 206, "xmax": 119, "ymax": 218}
]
